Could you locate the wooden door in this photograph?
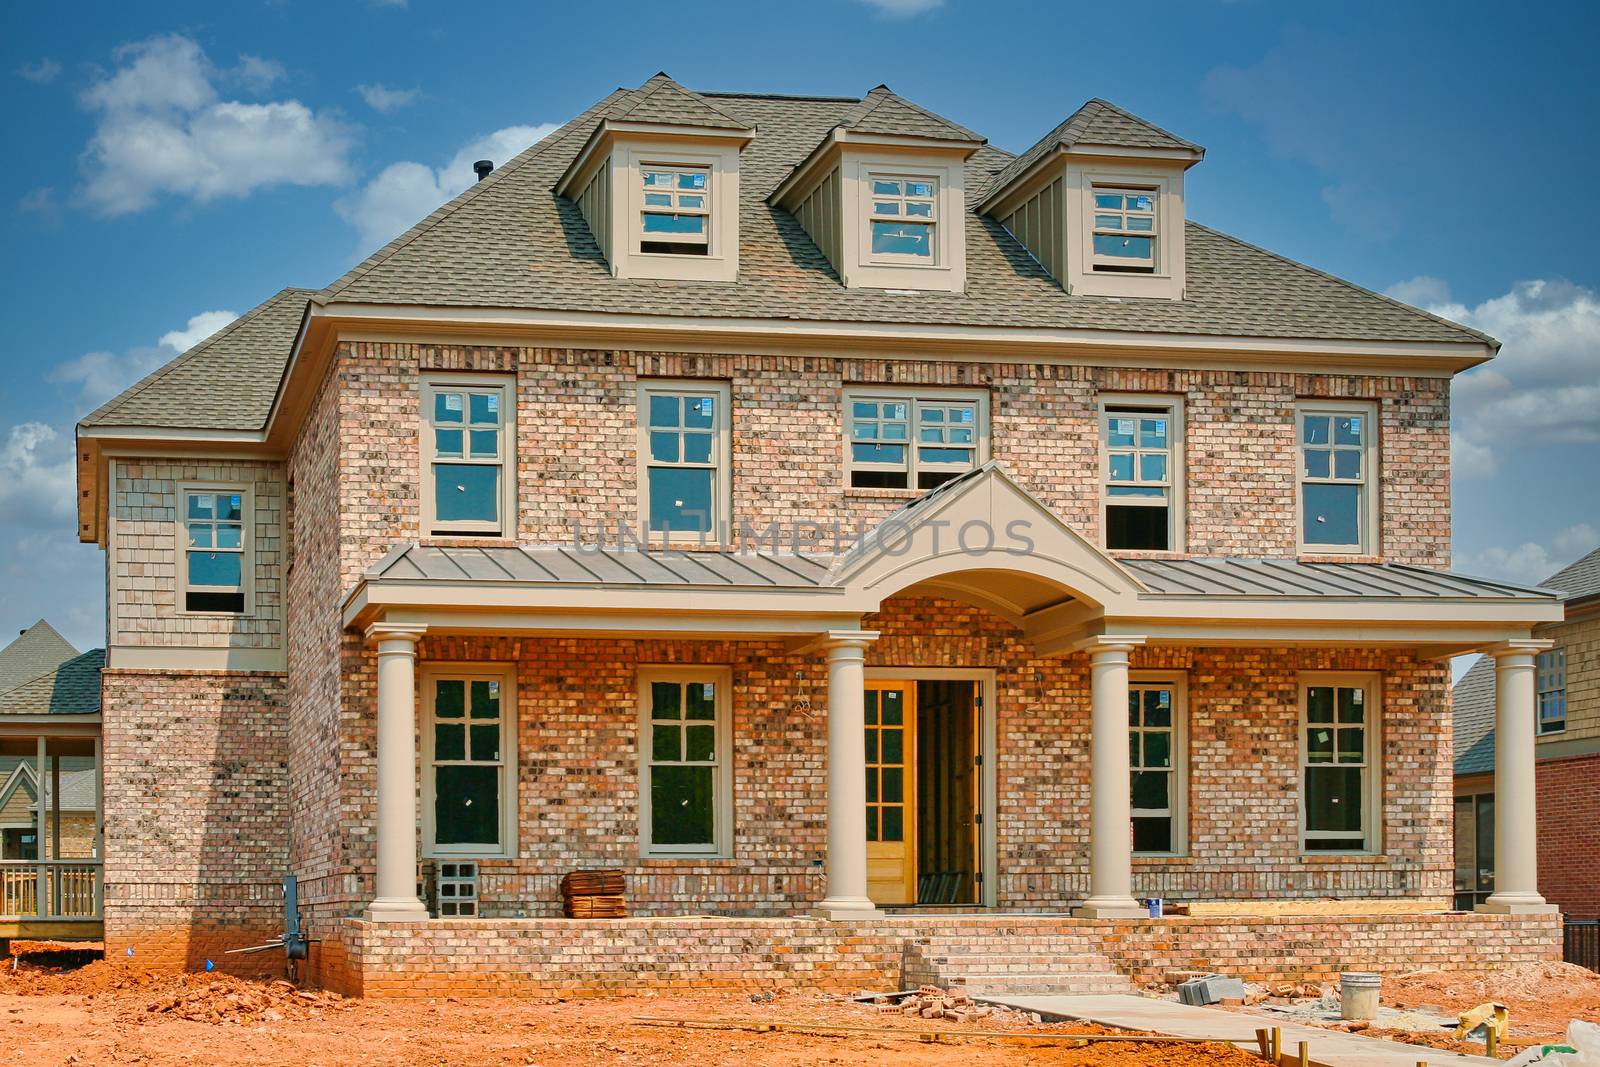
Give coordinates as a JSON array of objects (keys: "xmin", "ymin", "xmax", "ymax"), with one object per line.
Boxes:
[{"xmin": 865, "ymin": 681, "xmax": 916, "ymax": 905}]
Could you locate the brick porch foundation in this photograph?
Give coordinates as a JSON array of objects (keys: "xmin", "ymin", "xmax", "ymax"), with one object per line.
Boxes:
[{"xmin": 308, "ymin": 912, "xmax": 1560, "ymax": 998}]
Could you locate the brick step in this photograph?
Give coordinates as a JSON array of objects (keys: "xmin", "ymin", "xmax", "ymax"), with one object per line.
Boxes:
[
  {"xmin": 940, "ymin": 971, "xmax": 1135, "ymax": 996},
  {"xmin": 916, "ymin": 953, "xmax": 1115, "ymax": 970}
]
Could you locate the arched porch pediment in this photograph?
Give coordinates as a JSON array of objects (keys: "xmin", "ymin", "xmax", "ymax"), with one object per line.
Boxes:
[{"xmin": 828, "ymin": 463, "xmax": 1143, "ymax": 620}]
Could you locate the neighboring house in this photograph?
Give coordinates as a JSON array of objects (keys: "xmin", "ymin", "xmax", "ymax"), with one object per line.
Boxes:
[
  {"xmin": 1455, "ymin": 546, "xmax": 1600, "ymax": 917},
  {"xmin": 0, "ymin": 621, "xmax": 104, "ymax": 949},
  {"xmin": 71, "ymin": 75, "xmax": 1566, "ymax": 993}
]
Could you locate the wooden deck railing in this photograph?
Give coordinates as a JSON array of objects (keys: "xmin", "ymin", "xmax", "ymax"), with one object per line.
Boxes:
[{"xmin": 0, "ymin": 861, "xmax": 102, "ymax": 920}]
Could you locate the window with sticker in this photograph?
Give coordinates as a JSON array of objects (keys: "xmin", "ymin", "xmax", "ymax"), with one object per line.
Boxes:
[
  {"xmin": 1298, "ymin": 402, "xmax": 1377, "ymax": 553},
  {"xmin": 641, "ymin": 166, "xmax": 710, "ymax": 255},
  {"xmin": 422, "ymin": 376, "xmax": 515, "ymax": 537}
]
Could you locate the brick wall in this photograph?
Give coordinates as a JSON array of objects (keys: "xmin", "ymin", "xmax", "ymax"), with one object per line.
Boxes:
[
  {"xmin": 329, "ymin": 912, "xmax": 1559, "ymax": 998},
  {"xmin": 1536, "ymin": 752, "xmax": 1600, "ymax": 919},
  {"xmin": 101, "ymin": 669, "xmax": 289, "ymax": 971},
  {"xmin": 108, "ymin": 458, "xmax": 284, "ymax": 650}
]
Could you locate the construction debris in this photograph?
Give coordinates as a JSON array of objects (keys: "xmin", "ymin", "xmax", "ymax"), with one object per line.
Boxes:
[
  {"xmin": 1177, "ymin": 974, "xmax": 1247, "ymax": 1006},
  {"xmin": 561, "ymin": 869, "xmax": 628, "ymax": 919},
  {"xmin": 863, "ymin": 985, "xmax": 1002, "ymax": 1023}
]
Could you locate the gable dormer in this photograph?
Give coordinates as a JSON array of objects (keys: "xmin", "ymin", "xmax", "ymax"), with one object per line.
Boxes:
[
  {"xmin": 770, "ymin": 85, "xmax": 983, "ymax": 294},
  {"xmin": 980, "ymin": 99, "xmax": 1203, "ymax": 301},
  {"xmin": 556, "ymin": 73, "xmax": 754, "ymax": 283}
]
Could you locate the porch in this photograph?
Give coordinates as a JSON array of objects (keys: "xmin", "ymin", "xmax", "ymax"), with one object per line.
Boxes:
[
  {"xmin": 339, "ymin": 464, "xmax": 1563, "ymax": 927},
  {"xmin": 0, "ymin": 729, "xmax": 104, "ymax": 946}
]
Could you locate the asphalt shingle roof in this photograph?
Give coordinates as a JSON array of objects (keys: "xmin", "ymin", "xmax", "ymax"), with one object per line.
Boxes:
[
  {"xmin": 0, "ymin": 621, "xmax": 77, "ymax": 695},
  {"xmin": 831, "ymin": 84, "xmax": 984, "ymax": 142},
  {"xmin": 81, "ymin": 288, "xmax": 313, "ymax": 430},
  {"xmin": 983, "ymin": 98, "xmax": 1203, "ymax": 200},
  {"xmin": 81, "ymin": 79, "xmax": 1493, "ymax": 434},
  {"xmin": 1452, "ymin": 655, "xmax": 1498, "ymax": 776},
  {"xmin": 1543, "ymin": 545, "xmax": 1600, "ymax": 601}
]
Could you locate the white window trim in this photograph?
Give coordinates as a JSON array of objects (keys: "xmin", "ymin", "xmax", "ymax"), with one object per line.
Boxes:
[
  {"xmin": 1297, "ymin": 671, "xmax": 1382, "ymax": 856},
  {"xmin": 1537, "ymin": 648, "xmax": 1567, "ymax": 735},
  {"xmin": 420, "ymin": 662, "xmax": 519, "ymax": 860},
  {"xmin": 636, "ymin": 379, "xmax": 733, "ymax": 544},
  {"xmin": 1067, "ymin": 165, "xmax": 1186, "ymax": 300},
  {"xmin": 842, "ymin": 385, "xmax": 990, "ymax": 492},
  {"xmin": 612, "ymin": 142, "xmax": 741, "ymax": 282},
  {"xmin": 837, "ymin": 152, "xmax": 966, "ymax": 292},
  {"xmin": 1089, "ymin": 184, "xmax": 1159, "ymax": 274},
  {"xmin": 638, "ymin": 163, "xmax": 711, "ymax": 251},
  {"xmin": 419, "ymin": 373, "xmax": 517, "ymax": 539},
  {"xmin": 1131, "ymin": 671, "xmax": 1188, "ymax": 858},
  {"xmin": 1296, "ymin": 400, "xmax": 1379, "ymax": 556},
  {"xmin": 862, "ymin": 171, "xmax": 941, "ymax": 267},
  {"xmin": 637, "ymin": 665, "xmax": 734, "ymax": 859},
  {"xmin": 1099, "ymin": 393, "xmax": 1185, "ymax": 553},
  {"xmin": 175, "ymin": 482, "xmax": 254, "ymax": 617}
]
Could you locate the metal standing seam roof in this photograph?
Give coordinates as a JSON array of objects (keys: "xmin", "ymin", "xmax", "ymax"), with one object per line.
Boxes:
[{"xmin": 367, "ymin": 542, "xmax": 1556, "ymax": 603}]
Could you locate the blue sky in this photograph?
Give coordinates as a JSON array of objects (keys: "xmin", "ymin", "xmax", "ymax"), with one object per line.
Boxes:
[{"xmin": 2, "ymin": 0, "xmax": 1598, "ymax": 654}]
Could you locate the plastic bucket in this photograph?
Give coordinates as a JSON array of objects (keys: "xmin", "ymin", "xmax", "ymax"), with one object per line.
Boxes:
[
  {"xmin": 1340, "ymin": 971, "xmax": 1381, "ymax": 1021},
  {"xmin": 1143, "ymin": 897, "xmax": 1163, "ymax": 918}
]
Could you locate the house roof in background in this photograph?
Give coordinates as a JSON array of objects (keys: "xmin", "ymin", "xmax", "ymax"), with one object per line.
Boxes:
[
  {"xmin": 1543, "ymin": 545, "xmax": 1600, "ymax": 601},
  {"xmin": 0, "ymin": 648, "xmax": 104, "ymax": 716},
  {"xmin": 80, "ymin": 76, "xmax": 1493, "ymax": 436},
  {"xmin": 1452, "ymin": 655, "xmax": 1497, "ymax": 777},
  {"xmin": 0, "ymin": 621, "xmax": 77, "ymax": 695}
]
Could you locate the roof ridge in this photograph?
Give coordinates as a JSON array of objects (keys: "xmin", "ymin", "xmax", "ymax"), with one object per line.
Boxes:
[
  {"xmin": 838, "ymin": 84, "xmax": 982, "ymax": 143},
  {"xmin": 0, "ymin": 647, "xmax": 104, "ymax": 703},
  {"xmin": 615, "ymin": 73, "xmax": 751, "ymax": 129},
  {"xmin": 698, "ymin": 90, "xmax": 861, "ymax": 103},
  {"xmin": 81, "ymin": 287, "xmax": 316, "ymax": 431},
  {"xmin": 1080, "ymin": 97, "xmax": 1202, "ymax": 152},
  {"xmin": 1185, "ymin": 220, "xmax": 1500, "ymax": 348},
  {"xmin": 320, "ymin": 90, "xmax": 631, "ymax": 303}
]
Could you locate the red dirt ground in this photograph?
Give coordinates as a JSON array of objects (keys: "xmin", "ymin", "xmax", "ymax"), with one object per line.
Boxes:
[{"xmin": 2, "ymin": 943, "xmax": 1264, "ymax": 1066}]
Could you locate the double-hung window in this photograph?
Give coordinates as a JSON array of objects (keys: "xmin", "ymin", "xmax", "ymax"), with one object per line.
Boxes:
[
  {"xmin": 422, "ymin": 375, "xmax": 515, "ymax": 537},
  {"xmin": 640, "ymin": 165, "xmax": 710, "ymax": 256},
  {"xmin": 1298, "ymin": 402, "xmax": 1376, "ymax": 554},
  {"xmin": 638, "ymin": 380, "xmax": 731, "ymax": 540},
  {"xmin": 1101, "ymin": 397, "xmax": 1183, "ymax": 551},
  {"xmin": 1537, "ymin": 649, "xmax": 1566, "ymax": 735},
  {"xmin": 638, "ymin": 667, "xmax": 732, "ymax": 857},
  {"xmin": 1300, "ymin": 675, "xmax": 1379, "ymax": 853},
  {"xmin": 1130, "ymin": 675, "xmax": 1186, "ymax": 855},
  {"xmin": 422, "ymin": 665, "xmax": 516, "ymax": 858},
  {"xmin": 846, "ymin": 388, "xmax": 987, "ymax": 490},
  {"xmin": 180, "ymin": 487, "xmax": 249, "ymax": 614},
  {"xmin": 868, "ymin": 176, "xmax": 937, "ymax": 260},
  {"xmin": 1091, "ymin": 187, "xmax": 1157, "ymax": 273}
]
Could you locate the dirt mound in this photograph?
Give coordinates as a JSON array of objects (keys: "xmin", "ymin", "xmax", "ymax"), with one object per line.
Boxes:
[{"xmin": 1385, "ymin": 961, "xmax": 1600, "ymax": 1038}]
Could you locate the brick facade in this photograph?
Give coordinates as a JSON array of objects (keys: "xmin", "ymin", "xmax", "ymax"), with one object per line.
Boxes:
[
  {"xmin": 1535, "ymin": 752, "xmax": 1600, "ymax": 919},
  {"xmin": 327, "ymin": 912, "xmax": 1559, "ymax": 998}
]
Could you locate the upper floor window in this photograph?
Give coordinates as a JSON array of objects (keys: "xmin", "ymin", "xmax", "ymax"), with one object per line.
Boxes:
[
  {"xmin": 1130, "ymin": 675, "xmax": 1187, "ymax": 856},
  {"xmin": 846, "ymin": 388, "xmax": 987, "ymax": 491},
  {"xmin": 638, "ymin": 667, "xmax": 732, "ymax": 858},
  {"xmin": 1101, "ymin": 396, "xmax": 1183, "ymax": 551},
  {"xmin": 638, "ymin": 380, "xmax": 731, "ymax": 540},
  {"xmin": 422, "ymin": 375, "xmax": 515, "ymax": 538},
  {"xmin": 1298, "ymin": 401, "xmax": 1377, "ymax": 555},
  {"xmin": 1300, "ymin": 674, "xmax": 1379, "ymax": 854},
  {"xmin": 180, "ymin": 486, "xmax": 249, "ymax": 614},
  {"xmin": 640, "ymin": 166, "xmax": 710, "ymax": 256},
  {"xmin": 1537, "ymin": 648, "xmax": 1567, "ymax": 735},
  {"xmin": 422, "ymin": 666, "xmax": 516, "ymax": 859},
  {"xmin": 1092, "ymin": 187, "xmax": 1157, "ymax": 273},
  {"xmin": 868, "ymin": 176, "xmax": 937, "ymax": 261}
]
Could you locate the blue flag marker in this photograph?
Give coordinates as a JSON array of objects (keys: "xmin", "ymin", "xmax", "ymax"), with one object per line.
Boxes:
[
  {"xmin": 126, "ymin": 947, "xmax": 134, "ymax": 956},
  {"xmin": 205, "ymin": 959, "xmax": 214, "ymax": 972}
]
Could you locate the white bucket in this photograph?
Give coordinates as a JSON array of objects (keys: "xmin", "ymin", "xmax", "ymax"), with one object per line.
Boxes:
[{"xmin": 1340, "ymin": 971, "xmax": 1381, "ymax": 1021}]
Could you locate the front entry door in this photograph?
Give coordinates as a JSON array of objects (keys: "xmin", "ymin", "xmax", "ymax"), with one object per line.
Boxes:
[{"xmin": 864, "ymin": 681, "xmax": 916, "ymax": 905}]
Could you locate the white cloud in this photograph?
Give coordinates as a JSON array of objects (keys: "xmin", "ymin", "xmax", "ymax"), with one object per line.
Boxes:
[
  {"xmin": 0, "ymin": 424, "xmax": 76, "ymax": 530},
  {"xmin": 16, "ymin": 58, "xmax": 62, "ymax": 84},
  {"xmin": 1385, "ymin": 277, "xmax": 1600, "ymax": 480},
  {"xmin": 855, "ymin": 0, "xmax": 944, "ymax": 13},
  {"xmin": 50, "ymin": 308, "xmax": 239, "ymax": 411},
  {"xmin": 335, "ymin": 123, "xmax": 557, "ymax": 255},
  {"xmin": 1455, "ymin": 523, "xmax": 1599, "ymax": 586},
  {"xmin": 77, "ymin": 34, "xmax": 354, "ymax": 216},
  {"xmin": 234, "ymin": 54, "xmax": 287, "ymax": 93},
  {"xmin": 159, "ymin": 309, "xmax": 239, "ymax": 352},
  {"xmin": 357, "ymin": 83, "xmax": 421, "ymax": 113}
]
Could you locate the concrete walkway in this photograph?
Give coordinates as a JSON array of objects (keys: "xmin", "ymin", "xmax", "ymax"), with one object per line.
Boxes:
[{"xmin": 978, "ymin": 994, "xmax": 1500, "ymax": 1067}]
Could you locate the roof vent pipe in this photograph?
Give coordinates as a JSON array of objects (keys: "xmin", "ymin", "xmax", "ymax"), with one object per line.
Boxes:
[{"xmin": 473, "ymin": 160, "xmax": 494, "ymax": 182}]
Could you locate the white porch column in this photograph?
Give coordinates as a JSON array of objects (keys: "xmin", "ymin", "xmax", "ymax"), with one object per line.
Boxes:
[
  {"xmin": 1075, "ymin": 637, "xmax": 1149, "ymax": 919},
  {"xmin": 1480, "ymin": 641, "xmax": 1558, "ymax": 915},
  {"xmin": 364, "ymin": 623, "xmax": 430, "ymax": 922},
  {"xmin": 814, "ymin": 630, "xmax": 882, "ymax": 920}
]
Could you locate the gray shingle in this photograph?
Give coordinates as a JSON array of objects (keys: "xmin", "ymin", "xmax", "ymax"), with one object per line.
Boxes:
[
  {"xmin": 612, "ymin": 73, "xmax": 752, "ymax": 130},
  {"xmin": 1453, "ymin": 655, "xmax": 1497, "ymax": 776},
  {"xmin": 0, "ymin": 621, "xmax": 78, "ymax": 695},
  {"xmin": 983, "ymin": 98, "xmax": 1203, "ymax": 201},
  {"xmin": 834, "ymin": 84, "xmax": 983, "ymax": 143},
  {"xmin": 0, "ymin": 648, "xmax": 103, "ymax": 716},
  {"xmin": 81, "ymin": 82, "xmax": 1496, "ymax": 434},
  {"xmin": 1543, "ymin": 545, "xmax": 1600, "ymax": 600},
  {"xmin": 80, "ymin": 288, "xmax": 312, "ymax": 430}
]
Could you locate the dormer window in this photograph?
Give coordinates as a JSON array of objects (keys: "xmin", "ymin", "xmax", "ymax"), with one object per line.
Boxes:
[
  {"xmin": 868, "ymin": 177, "xmax": 937, "ymax": 260},
  {"xmin": 641, "ymin": 166, "xmax": 711, "ymax": 256},
  {"xmin": 1092, "ymin": 187, "xmax": 1157, "ymax": 273}
]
